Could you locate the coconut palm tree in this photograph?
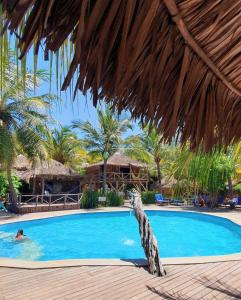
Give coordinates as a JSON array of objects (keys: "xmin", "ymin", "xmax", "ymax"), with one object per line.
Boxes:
[
  {"xmin": 0, "ymin": 51, "xmax": 55, "ymax": 206},
  {"xmin": 125, "ymin": 126, "xmax": 177, "ymax": 191},
  {"xmin": 46, "ymin": 126, "xmax": 89, "ymax": 172},
  {"xmin": 72, "ymin": 106, "xmax": 131, "ymax": 193}
]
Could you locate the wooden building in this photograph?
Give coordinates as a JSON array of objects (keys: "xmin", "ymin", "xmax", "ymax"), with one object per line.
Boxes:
[
  {"xmin": 6, "ymin": 155, "xmax": 83, "ymax": 213},
  {"xmin": 83, "ymin": 153, "xmax": 148, "ymax": 192},
  {"xmin": 14, "ymin": 155, "xmax": 82, "ymax": 195}
]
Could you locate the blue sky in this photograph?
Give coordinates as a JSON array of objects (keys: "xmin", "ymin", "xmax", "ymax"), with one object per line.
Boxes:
[{"xmin": 25, "ymin": 47, "xmax": 140, "ymax": 137}]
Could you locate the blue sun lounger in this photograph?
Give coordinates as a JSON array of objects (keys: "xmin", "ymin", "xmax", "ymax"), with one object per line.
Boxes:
[
  {"xmin": 0, "ymin": 202, "xmax": 8, "ymax": 212},
  {"xmin": 155, "ymin": 194, "xmax": 169, "ymax": 205},
  {"xmin": 229, "ymin": 197, "xmax": 241, "ymax": 209}
]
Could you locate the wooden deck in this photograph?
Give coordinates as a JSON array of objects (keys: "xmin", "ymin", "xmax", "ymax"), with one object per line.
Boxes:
[{"xmin": 0, "ymin": 261, "xmax": 240, "ymax": 299}]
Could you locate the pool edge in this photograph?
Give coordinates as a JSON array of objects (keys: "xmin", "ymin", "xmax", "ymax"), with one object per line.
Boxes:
[{"xmin": 0, "ymin": 253, "xmax": 241, "ymax": 269}]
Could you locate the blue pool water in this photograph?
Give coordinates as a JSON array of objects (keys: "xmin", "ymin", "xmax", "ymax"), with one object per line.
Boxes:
[{"xmin": 0, "ymin": 211, "xmax": 241, "ymax": 261}]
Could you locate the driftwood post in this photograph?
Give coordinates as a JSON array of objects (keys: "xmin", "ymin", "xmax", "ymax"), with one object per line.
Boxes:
[{"xmin": 132, "ymin": 190, "xmax": 166, "ymax": 276}]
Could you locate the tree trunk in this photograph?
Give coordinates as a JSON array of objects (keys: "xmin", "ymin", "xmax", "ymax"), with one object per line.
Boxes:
[
  {"xmin": 132, "ymin": 191, "xmax": 166, "ymax": 276},
  {"xmin": 228, "ymin": 177, "xmax": 233, "ymax": 197},
  {"xmin": 209, "ymin": 192, "xmax": 217, "ymax": 208},
  {"xmin": 103, "ymin": 158, "xmax": 108, "ymax": 193},
  {"xmin": 6, "ymin": 166, "xmax": 17, "ymax": 207},
  {"xmin": 156, "ymin": 160, "xmax": 162, "ymax": 192}
]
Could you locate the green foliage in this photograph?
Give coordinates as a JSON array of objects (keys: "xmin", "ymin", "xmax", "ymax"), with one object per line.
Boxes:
[
  {"xmin": 73, "ymin": 105, "xmax": 131, "ymax": 162},
  {"xmin": 125, "ymin": 125, "xmax": 178, "ymax": 184},
  {"xmin": 234, "ymin": 183, "xmax": 241, "ymax": 195},
  {"xmin": 106, "ymin": 191, "xmax": 124, "ymax": 206},
  {"xmin": 0, "ymin": 49, "xmax": 56, "ymax": 169},
  {"xmin": 80, "ymin": 190, "xmax": 99, "ymax": 209},
  {"xmin": 172, "ymin": 179, "xmax": 193, "ymax": 199},
  {"xmin": 175, "ymin": 148, "xmax": 234, "ymax": 196},
  {"xmin": 0, "ymin": 173, "xmax": 22, "ymax": 197},
  {"xmin": 46, "ymin": 126, "xmax": 89, "ymax": 172},
  {"xmin": 141, "ymin": 191, "xmax": 156, "ymax": 204}
]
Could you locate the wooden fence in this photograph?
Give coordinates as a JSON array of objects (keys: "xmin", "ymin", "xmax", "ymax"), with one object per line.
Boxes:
[{"xmin": 17, "ymin": 193, "xmax": 83, "ymax": 207}]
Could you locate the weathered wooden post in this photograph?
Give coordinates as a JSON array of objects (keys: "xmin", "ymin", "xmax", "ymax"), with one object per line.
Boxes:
[{"xmin": 132, "ymin": 190, "xmax": 166, "ymax": 276}]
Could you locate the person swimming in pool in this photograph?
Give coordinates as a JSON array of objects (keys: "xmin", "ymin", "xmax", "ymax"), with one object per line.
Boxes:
[{"xmin": 15, "ymin": 229, "xmax": 26, "ymax": 241}]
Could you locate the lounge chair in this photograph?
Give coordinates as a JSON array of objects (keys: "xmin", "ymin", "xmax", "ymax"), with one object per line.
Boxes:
[
  {"xmin": 0, "ymin": 202, "xmax": 8, "ymax": 212},
  {"xmin": 98, "ymin": 196, "xmax": 107, "ymax": 206},
  {"xmin": 155, "ymin": 194, "xmax": 169, "ymax": 205},
  {"xmin": 170, "ymin": 199, "xmax": 184, "ymax": 206},
  {"xmin": 217, "ymin": 195, "xmax": 225, "ymax": 206},
  {"xmin": 229, "ymin": 197, "xmax": 241, "ymax": 209}
]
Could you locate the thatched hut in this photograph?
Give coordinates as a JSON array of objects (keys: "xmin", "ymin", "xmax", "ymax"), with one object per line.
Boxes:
[
  {"xmin": 83, "ymin": 152, "xmax": 148, "ymax": 192},
  {"xmin": 13, "ymin": 155, "xmax": 82, "ymax": 194}
]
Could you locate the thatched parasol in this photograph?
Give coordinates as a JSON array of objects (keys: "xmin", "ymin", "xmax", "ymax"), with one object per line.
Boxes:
[{"xmin": 2, "ymin": 0, "xmax": 241, "ymax": 150}]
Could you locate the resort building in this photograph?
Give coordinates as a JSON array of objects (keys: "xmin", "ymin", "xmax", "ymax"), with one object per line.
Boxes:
[
  {"xmin": 8, "ymin": 155, "xmax": 82, "ymax": 213},
  {"xmin": 14, "ymin": 155, "xmax": 82, "ymax": 195}
]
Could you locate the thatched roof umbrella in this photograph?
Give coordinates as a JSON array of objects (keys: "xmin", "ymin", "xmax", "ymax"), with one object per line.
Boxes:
[
  {"xmin": 2, "ymin": 0, "xmax": 241, "ymax": 151},
  {"xmin": 2, "ymin": 0, "xmax": 241, "ymax": 276}
]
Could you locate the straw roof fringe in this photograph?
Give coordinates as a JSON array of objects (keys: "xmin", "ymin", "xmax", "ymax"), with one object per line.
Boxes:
[
  {"xmin": 2, "ymin": 1, "xmax": 241, "ymax": 150},
  {"xmin": 87, "ymin": 152, "xmax": 146, "ymax": 168},
  {"xmin": 12, "ymin": 155, "xmax": 80, "ymax": 182}
]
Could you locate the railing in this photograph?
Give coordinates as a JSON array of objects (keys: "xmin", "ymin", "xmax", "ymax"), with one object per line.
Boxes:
[
  {"xmin": 85, "ymin": 172, "xmax": 148, "ymax": 182},
  {"xmin": 17, "ymin": 193, "xmax": 83, "ymax": 207}
]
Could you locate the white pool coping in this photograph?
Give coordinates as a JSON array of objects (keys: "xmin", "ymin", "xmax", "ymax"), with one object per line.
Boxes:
[{"xmin": 0, "ymin": 206, "xmax": 241, "ymax": 269}]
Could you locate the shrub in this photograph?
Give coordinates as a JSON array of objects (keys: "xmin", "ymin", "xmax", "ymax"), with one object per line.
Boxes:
[
  {"xmin": 80, "ymin": 190, "xmax": 99, "ymax": 209},
  {"xmin": 141, "ymin": 191, "xmax": 156, "ymax": 204},
  {"xmin": 106, "ymin": 191, "xmax": 124, "ymax": 206},
  {"xmin": 234, "ymin": 183, "xmax": 241, "ymax": 195},
  {"xmin": 0, "ymin": 172, "xmax": 22, "ymax": 197}
]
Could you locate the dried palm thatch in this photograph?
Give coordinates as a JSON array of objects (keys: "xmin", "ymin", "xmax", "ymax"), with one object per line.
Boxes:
[
  {"xmin": 87, "ymin": 152, "xmax": 146, "ymax": 168},
  {"xmin": 1, "ymin": 0, "xmax": 241, "ymax": 150}
]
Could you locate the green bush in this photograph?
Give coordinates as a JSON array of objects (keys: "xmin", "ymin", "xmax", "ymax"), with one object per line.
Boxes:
[
  {"xmin": 0, "ymin": 172, "xmax": 22, "ymax": 197},
  {"xmin": 141, "ymin": 191, "xmax": 156, "ymax": 204},
  {"xmin": 106, "ymin": 191, "xmax": 124, "ymax": 206},
  {"xmin": 80, "ymin": 190, "xmax": 99, "ymax": 209},
  {"xmin": 234, "ymin": 183, "xmax": 241, "ymax": 195}
]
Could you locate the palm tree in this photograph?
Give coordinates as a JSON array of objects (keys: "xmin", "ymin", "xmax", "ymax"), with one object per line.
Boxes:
[
  {"xmin": 72, "ymin": 106, "xmax": 131, "ymax": 193},
  {"xmin": 46, "ymin": 126, "xmax": 89, "ymax": 172},
  {"xmin": 0, "ymin": 51, "xmax": 55, "ymax": 206},
  {"xmin": 125, "ymin": 126, "xmax": 177, "ymax": 191}
]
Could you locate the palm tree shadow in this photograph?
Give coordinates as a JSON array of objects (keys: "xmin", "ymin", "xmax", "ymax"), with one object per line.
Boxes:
[
  {"xmin": 147, "ymin": 276, "xmax": 241, "ymax": 299},
  {"xmin": 196, "ymin": 276, "xmax": 241, "ymax": 299},
  {"xmin": 146, "ymin": 286, "xmax": 190, "ymax": 300}
]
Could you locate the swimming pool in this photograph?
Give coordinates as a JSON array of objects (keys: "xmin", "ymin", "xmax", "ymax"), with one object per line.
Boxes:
[{"xmin": 0, "ymin": 211, "xmax": 241, "ymax": 261}]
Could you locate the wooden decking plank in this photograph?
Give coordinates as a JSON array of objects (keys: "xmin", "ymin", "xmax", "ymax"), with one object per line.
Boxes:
[
  {"xmin": 168, "ymin": 261, "xmax": 234, "ymax": 295},
  {"xmin": 0, "ymin": 261, "xmax": 240, "ymax": 300},
  {"xmin": 200, "ymin": 263, "xmax": 241, "ymax": 300},
  {"xmin": 52, "ymin": 267, "xmax": 146, "ymax": 300},
  {"xmin": 137, "ymin": 262, "xmax": 232, "ymax": 300},
  {"xmin": 74, "ymin": 275, "xmax": 151, "ymax": 300},
  {"xmin": 100, "ymin": 264, "xmax": 209, "ymax": 300},
  {"xmin": 23, "ymin": 267, "xmax": 134, "ymax": 300},
  {"xmin": 81, "ymin": 270, "xmax": 152, "ymax": 300},
  {"xmin": 183, "ymin": 261, "xmax": 241, "ymax": 299},
  {"xmin": 0, "ymin": 267, "xmax": 105, "ymax": 299},
  {"xmin": 2, "ymin": 266, "xmax": 114, "ymax": 299}
]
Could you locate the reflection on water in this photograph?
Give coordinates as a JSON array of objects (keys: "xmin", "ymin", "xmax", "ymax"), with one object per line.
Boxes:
[
  {"xmin": 0, "ymin": 231, "xmax": 43, "ymax": 260},
  {"xmin": 18, "ymin": 239, "xmax": 43, "ymax": 260},
  {"xmin": 0, "ymin": 231, "xmax": 15, "ymax": 241},
  {"xmin": 122, "ymin": 238, "xmax": 135, "ymax": 246}
]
